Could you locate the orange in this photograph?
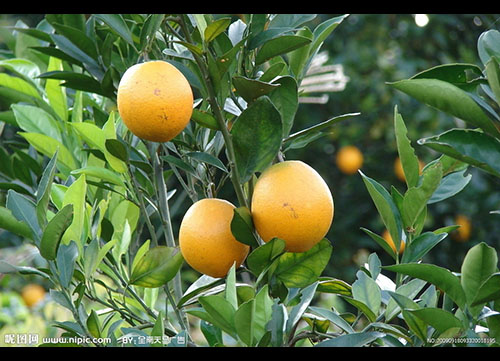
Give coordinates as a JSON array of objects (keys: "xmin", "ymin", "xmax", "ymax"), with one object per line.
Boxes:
[
  {"xmin": 336, "ymin": 145, "xmax": 364, "ymax": 175},
  {"xmin": 251, "ymin": 160, "xmax": 334, "ymax": 253},
  {"xmin": 117, "ymin": 60, "xmax": 193, "ymax": 143},
  {"xmin": 179, "ymin": 198, "xmax": 250, "ymax": 278},
  {"xmin": 21, "ymin": 284, "xmax": 46, "ymax": 307},
  {"xmin": 452, "ymin": 214, "xmax": 471, "ymax": 242},
  {"xmin": 394, "ymin": 157, "xmax": 424, "ymax": 182},
  {"xmin": 382, "ymin": 229, "xmax": 405, "ymax": 255}
]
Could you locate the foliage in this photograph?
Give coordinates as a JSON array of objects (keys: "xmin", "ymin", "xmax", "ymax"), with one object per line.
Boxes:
[{"xmin": 0, "ymin": 14, "xmax": 499, "ymax": 348}]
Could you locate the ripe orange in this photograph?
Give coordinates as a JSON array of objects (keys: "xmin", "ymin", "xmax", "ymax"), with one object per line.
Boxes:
[
  {"xmin": 452, "ymin": 214, "xmax": 471, "ymax": 242},
  {"xmin": 382, "ymin": 229, "xmax": 405, "ymax": 254},
  {"xmin": 179, "ymin": 198, "xmax": 250, "ymax": 278},
  {"xmin": 21, "ymin": 284, "xmax": 46, "ymax": 308},
  {"xmin": 394, "ymin": 157, "xmax": 424, "ymax": 182},
  {"xmin": 251, "ymin": 160, "xmax": 334, "ymax": 253},
  {"xmin": 336, "ymin": 145, "xmax": 364, "ymax": 175},
  {"xmin": 117, "ymin": 60, "xmax": 193, "ymax": 143}
]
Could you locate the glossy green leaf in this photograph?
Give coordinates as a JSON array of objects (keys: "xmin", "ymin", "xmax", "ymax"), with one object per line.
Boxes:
[
  {"xmin": 384, "ymin": 279, "xmax": 427, "ymax": 322},
  {"xmin": 130, "ymin": 246, "xmax": 184, "ymax": 288},
  {"xmin": 471, "ymin": 273, "xmax": 500, "ymax": 306},
  {"xmin": 197, "ymin": 295, "xmax": 237, "ymax": 338},
  {"xmin": 478, "ymin": 29, "xmax": 500, "ymax": 65},
  {"xmin": 232, "ymin": 75, "xmax": 281, "ymax": 103},
  {"xmin": 394, "ymin": 106, "xmax": 420, "ymax": 188},
  {"xmin": 308, "ymin": 306, "xmax": 355, "ymax": 334},
  {"xmin": 402, "ymin": 162, "xmax": 442, "ymax": 229},
  {"xmin": 286, "ymin": 282, "xmax": 318, "ymax": 333},
  {"xmin": 273, "ymin": 238, "xmax": 332, "ymax": 288},
  {"xmin": 383, "ymin": 263, "xmax": 466, "ymax": 309},
  {"xmin": 11, "ymin": 103, "xmax": 61, "ymax": 142},
  {"xmin": 204, "ymin": 17, "xmax": 231, "ymax": 42},
  {"xmin": 360, "ymin": 227, "xmax": 397, "ymax": 260},
  {"xmin": 86, "ymin": 310, "xmax": 101, "ymax": 338},
  {"xmin": 352, "ymin": 271, "xmax": 381, "ymax": 316},
  {"xmin": 231, "ymin": 96, "xmax": 283, "ymax": 183},
  {"xmin": 56, "ymin": 241, "xmax": 79, "ymax": 288},
  {"xmin": 234, "ymin": 299, "xmax": 255, "ymax": 346},
  {"xmin": 485, "ymin": 57, "xmax": 500, "ymax": 105},
  {"xmin": 428, "ymin": 168, "xmax": 471, "ymax": 204},
  {"xmin": 105, "ymin": 139, "xmax": 129, "ymax": 162},
  {"xmin": 139, "ymin": 14, "xmax": 165, "ymax": 51},
  {"xmin": 409, "ymin": 308, "xmax": 463, "ymax": 335},
  {"xmin": 316, "ymin": 277, "xmax": 352, "ymax": 297},
  {"xmin": 191, "ymin": 109, "xmax": 220, "ymax": 130},
  {"xmin": 461, "ymin": 242, "xmax": 498, "ymax": 313},
  {"xmin": 38, "ymin": 70, "xmax": 106, "ymax": 96},
  {"xmin": 315, "ymin": 331, "xmax": 384, "ymax": 347},
  {"xmin": 0, "ymin": 206, "xmax": 33, "ymax": 239},
  {"xmin": 45, "ymin": 56, "xmax": 68, "ymax": 121},
  {"xmin": 418, "ymin": 128, "xmax": 500, "ymax": 177},
  {"xmin": 268, "ymin": 76, "xmax": 299, "ymax": 137},
  {"xmin": 36, "ymin": 150, "xmax": 59, "ymax": 228},
  {"xmin": 40, "ymin": 204, "xmax": 73, "ymax": 261},
  {"xmin": 401, "ymin": 231, "xmax": 448, "ymax": 264},
  {"xmin": 61, "ymin": 175, "xmax": 87, "ymax": 254},
  {"xmin": 360, "ymin": 171, "xmax": 402, "ymax": 253},
  {"xmin": 71, "ymin": 166, "xmax": 126, "ymax": 188},
  {"xmin": 389, "ymin": 78, "xmax": 500, "ymax": 138},
  {"xmin": 247, "ymin": 237, "xmax": 286, "ymax": 276},
  {"xmin": 6, "ymin": 189, "xmax": 40, "ymax": 242},
  {"xmin": 0, "ymin": 73, "xmax": 41, "ymax": 99},
  {"xmin": 185, "ymin": 151, "xmax": 228, "ymax": 173},
  {"xmin": 19, "ymin": 132, "xmax": 76, "ymax": 172},
  {"xmin": 230, "ymin": 206, "xmax": 259, "ymax": 248},
  {"xmin": 255, "ymin": 35, "xmax": 312, "ymax": 65},
  {"xmin": 94, "ymin": 14, "xmax": 135, "ymax": 47}
]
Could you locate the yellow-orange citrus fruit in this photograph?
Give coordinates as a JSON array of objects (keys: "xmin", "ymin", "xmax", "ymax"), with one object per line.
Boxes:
[
  {"xmin": 117, "ymin": 60, "xmax": 193, "ymax": 143},
  {"xmin": 382, "ymin": 229, "xmax": 405, "ymax": 254},
  {"xmin": 21, "ymin": 284, "xmax": 46, "ymax": 308},
  {"xmin": 394, "ymin": 157, "xmax": 424, "ymax": 182},
  {"xmin": 336, "ymin": 145, "xmax": 364, "ymax": 175},
  {"xmin": 452, "ymin": 214, "xmax": 471, "ymax": 242},
  {"xmin": 179, "ymin": 198, "xmax": 250, "ymax": 278},
  {"xmin": 251, "ymin": 160, "xmax": 334, "ymax": 253}
]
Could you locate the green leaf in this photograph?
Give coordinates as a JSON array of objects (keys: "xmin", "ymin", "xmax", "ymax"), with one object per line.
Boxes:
[
  {"xmin": 485, "ymin": 57, "xmax": 500, "ymax": 105},
  {"xmin": 204, "ymin": 17, "xmax": 231, "ymax": 43},
  {"xmin": 360, "ymin": 227, "xmax": 397, "ymax": 260},
  {"xmin": 471, "ymin": 273, "xmax": 500, "ymax": 306},
  {"xmin": 383, "ymin": 263, "xmax": 466, "ymax": 310},
  {"xmin": 266, "ymin": 300, "xmax": 286, "ymax": 347},
  {"xmin": 61, "ymin": 175, "xmax": 87, "ymax": 254},
  {"xmin": 309, "ymin": 15, "xmax": 348, "ymax": 60},
  {"xmin": 384, "ymin": 279, "xmax": 427, "ymax": 322},
  {"xmin": 315, "ymin": 331, "xmax": 384, "ymax": 347},
  {"xmin": 86, "ymin": 309, "xmax": 101, "ymax": 338},
  {"xmin": 247, "ymin": 237, "xmax": 286, "ymax": 276},
  {"xmin": 401, "ymin": 231, "xmax": 447, "ymax": 264},
  {"xmin": 316, "ymin": 277, "xmax": 352, "ymax": 297},
  {"xmin": 191, "ymin": 109, "xmax": 220, "ymax": 130},
  {"xmin": 139, "ymin": 14, "xmax": 165, "ymax": 51},
  {"xmin": 0, "ymin": 73, "xmax": 41, "ymax": 99},
  {"xmin": 71, "ymin": 166, "xmax": 126, "ymax": 188},
  {"xmin": 94, "ymin": 14, "xmax": 135, "ymax": 47},
  {"xmin": 418, "ymin": 129, "xmax": 500, "ymax": 178},
  {"xmin": 352, "ymin": 270, "xmax": 381, "ymax": 316},
  {"xmin": 40, "ymin": 204, "xmax": 73, "ymax": 261},
  {"xmin": 56, "ymin": 241, "xmax": 79, "ymax": 288},
  {"xmin": 37, "ymin": 71, "xmax": 106, "ymax": 96},
  {"xmin": 273, "ymin": 238, "xmax": 332, "ymax": 288},
  {"xmin": 394, "ymin": 106, "xmax": 420, "ymax": 188},
  {"xmin": 45, "ymin": 56, "xmax": 68, "ymax": 122},
  {"xmin": 232, "ymin": 75, "xmax": 281, "ymax": 104},
  {"xmin": 478, "ymin": 29, "xmax": 500, "ymax": 65},
  {"xmin": 389, "ymin": 78, "xmax": 500, "ymax": 138},
  {"xmin": 19, "ymin": 132, "xmax": 76, "ymax": 172},
  {"xmin": 308, "ymin": 306, "xmax": 355, "ymax": 334},
  {"xmin": 411, "ymin": 63, "xmax": 483, "ymax": 88},
  {"xmin": 36, "ymin": 150, "xmax": 59, "ymax": 228},
  {"xmin": 185, "ymin": 151, "xmax": 228, "ymax": 173},
  {"xmin": 197, "ymin": 295, "xmax": 237, "ymax": 338},
  {"xmin": 225, "ymin": 263, "xmax": 238, "ymax": 310},
  {"xmin": 230, "ymin": 206, "xmax": 259, "ymax": 248},
  {"xmin": 12, "ymin": 103, "xmax": 62, "ymax": 143},
  {"xmin": 402, "ymin": 162, "xmax": 442, "ymax": 229},
  {"xmin": 0, "ymin": 206, "xmax": 33, "ymax": 239},
  {"xmin": 461, "ymin": 242, "xmax": 498, "ymax": 312},
  {"xmin": 234, "ymin": 299, "xmax": 255, "ymax": 346},
  {"xmin": 268, "ymin": 76, "xmax": 299, "ymax": 137},
  {"xmin": 105, "ymin": 139, "xmax": 129, "ymax": 162},
  {"xmin": 408, "ymin": 308, "xmax": 463, "ymax": 335},
  {"xmin": 130, "ymin": 246, "xmax": 184, "ymax": 288},
  {"xmin": 359, "ymin": 171, "xmax": 402, "ymax": 253},
  {"xmin": 253, "ymin": 285, "xmax": 274, "ymax": 341},
  {"xmin": 428, "ymin": 168, "xmax": 472, "ymax": 204},
  {"xmin": 6, "ymin": 190, "xmax": 40, "ymax": 242},
  {"xmin": 255, "ymin": 35, "xmax": 312, "ymax": 65},
  {"xmin": 286, "ymin": 282, "xmax": 318, "ymax": 333},
  {"xmin": 231, "ymin": 96, "xmax": 283, "ymax": 183}
]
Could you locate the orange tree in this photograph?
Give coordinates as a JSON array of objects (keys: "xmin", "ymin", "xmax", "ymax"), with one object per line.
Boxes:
[{"xmin": 0, "ymin": 14, "xmax": 499, "ymax": 347}]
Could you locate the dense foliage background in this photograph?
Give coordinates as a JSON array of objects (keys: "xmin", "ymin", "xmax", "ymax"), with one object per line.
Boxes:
[{"xmin": 1, "ymin": 13, "xmax": 499, "ymax": 346}]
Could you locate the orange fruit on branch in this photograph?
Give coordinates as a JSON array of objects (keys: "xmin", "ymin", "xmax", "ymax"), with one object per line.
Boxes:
[{"xmin": 336, "ymin": 145, "xmax": 364, "ymax": 175}]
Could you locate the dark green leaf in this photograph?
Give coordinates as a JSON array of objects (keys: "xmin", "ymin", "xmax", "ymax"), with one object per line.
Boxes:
[
  {"xmin": 315, "ymin": 331, "xmax": 384, "ymax": 347},
  {"xmin": 247, "ymin": 237, "xmax": 286, "ymax": 276},
  {"xmin": 232, "ymin": 76, "xmax": 281, "ymax": 104},
  {"xmin": 428, "ymin": 169, "xmax": 471, "ymax": 204},
  {"xmin": 408, "ymin": 308, "xmax": 463, "ymax": 335},
  {"xmin": 204, "ymin": 17, "xmax": 232, "ymax": 43},
  {"xmin": 94, "ymin": 14, "xmax": 135, "ymax": 47},
  {"xmin": 37, "ymin": 71, "xmax": 106, "ymax": 96},
  {"xmin": 269, "ymin": 76, "xmax": 299, "ymax": 137},
  {"xmin": 40, "ymin": 204, "xmax": 74, "ymax": 261},
  {"xmin": 471, "ymin": 273, "xmax": 500, "ymax": 306},
  {"xmin": 394, "ymin": 106, "xmax": 420, "ymax": 188},
  {"xmin": 105, "ymin": 139, "xmax": 129, "ymax": 162},
  {"xmin": 56, "ymin": 241, "xmax": 79, "ymax": 288},
  {"xmin": 418, "ymin": 129, "xmax": 500, "ymax": 177},
  {"xmin": 36, "ymin": 150, "xmax": 59, "ymax": 228},
  {"xmin": 191, "ymin": 109, "xmax": 220, "ymax": 130},
  {"xmin": 401, "ymin": 231, "xmax": 447, "ymax": 263},
  {"xmin": 255, "ymin": 35, "xmax": 312, "ymax": 65},
  {"xmin": 352, "ymin": 271, "xmax": 381, "ymax": 315},
  {"xmin": 185, "ymin": 151, "xmax": 228, "ymax": 173},
  {"xmin": 130, "ymin": 246, "xmax": 184, "ymax": 288},
  {"xmin": 230, "ymin": 206, "xmax": 259, "ymax": 247},
  {"xmin": 6, "ymin": 189, "xmax": 40, "ymax": 242},
  {"xmin": 231, "ymin": 96, "xmax": 282, "ymax": 183}
]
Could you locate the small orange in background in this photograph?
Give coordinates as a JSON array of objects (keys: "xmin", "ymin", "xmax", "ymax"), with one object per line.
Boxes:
[
  {"xmin": 394, "ymin": 157, "xmax": 424, "ymax": 182},
  {"xmin": 452, "ymin": 214, "xmax": 472, "ymax": 242},
  {"xmin": 382, "ymin": 229, "xmax": 405, "ymax": 255},
  {"xmin": 21, "ymin": 284, "xmax": 46, "ymax": 308},
  {"xmin": 335, "ymin": 145, "xmax": 364, "ymax": 175}
]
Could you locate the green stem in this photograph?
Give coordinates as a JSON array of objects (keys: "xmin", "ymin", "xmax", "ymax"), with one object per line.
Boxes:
[{"xmin": 178, "ymin": 14, "xmax": 248, "ymax": 208}]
